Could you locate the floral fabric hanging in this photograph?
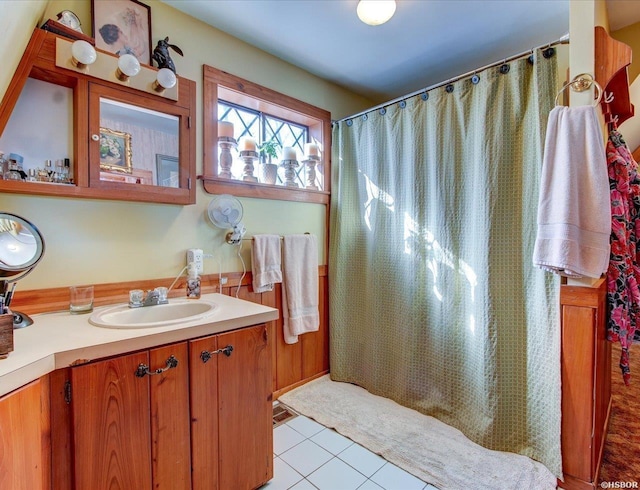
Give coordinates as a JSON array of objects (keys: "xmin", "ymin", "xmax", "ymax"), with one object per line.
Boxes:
[{"xmin": 606, "ymin": 128, "xmax": 640, "ymax": 385}]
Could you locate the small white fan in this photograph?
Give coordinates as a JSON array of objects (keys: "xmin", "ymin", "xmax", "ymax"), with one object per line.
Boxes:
[{"xmin": 207, "ymin": 194, "xmax": 246, "ymax": 244}]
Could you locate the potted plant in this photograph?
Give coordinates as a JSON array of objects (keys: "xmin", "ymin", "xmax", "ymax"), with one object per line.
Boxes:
[
  {"xmin": 259, "ymin": 139, "xmax": 280, "ymax": 165},
  {"xmin": 258, "ymin": 139, "xmax": 280, "ymax": 184}
]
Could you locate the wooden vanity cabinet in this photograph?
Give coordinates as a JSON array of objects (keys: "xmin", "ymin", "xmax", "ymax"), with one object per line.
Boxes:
[
  {"xmin": 70, "ymin": 342, "xmax": 191, "ymax": 490},
  {"xmin": 0, "ymin": 377, "xmax": 51, "ymax": 490},
  {"xmin": 190, "ymin": 324, "xmax": 273, "ymax": 490},
  {"xmin": 53, "ymin": 323, "xmax": 272, "ymax": 490}
]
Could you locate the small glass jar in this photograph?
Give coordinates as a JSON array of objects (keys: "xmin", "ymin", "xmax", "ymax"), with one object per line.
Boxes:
[
  {"xmin": 5, "ymin": 163, "xmax": 22, "ymax": 181},
  {"xmin": 5, "ymin": 153, "xmax": 24, "ymax": 181}
]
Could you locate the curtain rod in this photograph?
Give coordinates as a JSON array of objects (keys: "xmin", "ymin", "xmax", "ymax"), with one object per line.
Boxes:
[{"xmin": 335, "ymin": 35, "xmax": 570, "ymax": 123}]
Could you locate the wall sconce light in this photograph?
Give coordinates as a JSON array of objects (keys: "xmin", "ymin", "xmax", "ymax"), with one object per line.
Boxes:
[
  {"xmin": 153, "ymin": 68, "xmax": 177, "ymax": 93},
  {"xmin": 356, "ymin": 0, "xmax": 396, "ymax": 26},
  {"xmin": 70, "ymin": 40, "xmax": 97, "ymax": 69},
  {"xmin": 116, "ymin": 54, "xmax": 141, "ymax": 81}
]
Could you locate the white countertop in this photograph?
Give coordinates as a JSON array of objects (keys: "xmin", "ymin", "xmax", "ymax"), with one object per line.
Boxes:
[{"xmin": 0, "ymin": 293, "xmax": 278, "ymax": 397}]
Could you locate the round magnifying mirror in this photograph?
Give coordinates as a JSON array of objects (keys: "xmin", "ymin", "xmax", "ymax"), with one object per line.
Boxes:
[
  {"xmin": 0, "ymin": 213, "xmax": 44, "ymax": 277},
  {"xmin": 0, "ymin": 213, "xmax": 45, "ymax": 328}
]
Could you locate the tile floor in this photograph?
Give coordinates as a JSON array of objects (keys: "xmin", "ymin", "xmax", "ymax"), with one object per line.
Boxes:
[{"xmin": 262, "ymin": 406, "xmax": 439, "ymax": 490}]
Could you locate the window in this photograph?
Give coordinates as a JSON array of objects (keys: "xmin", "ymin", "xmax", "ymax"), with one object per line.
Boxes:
[
  {"xmin": 218, "ymin": 101, "xmax": 311, "ymax": 188},
  {"xmin": 202, "ymin": 65, "xmax": 331, "ymax": 204}
]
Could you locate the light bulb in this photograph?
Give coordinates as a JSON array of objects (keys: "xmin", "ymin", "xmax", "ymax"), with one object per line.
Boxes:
[
  {"xmin": 116, "ymin": 54, "xmax": 141, "ymax": 81},
  {"xmin": 356, "ymin": 0, "xmax": 396, "ymax": 26},
  {"xmin": 153, "ymin": 68, "xmax": 177, "ymax": 92},
  {"xmin": 71, "ymin": 40, "xmax": 97, "ymax": 68}
]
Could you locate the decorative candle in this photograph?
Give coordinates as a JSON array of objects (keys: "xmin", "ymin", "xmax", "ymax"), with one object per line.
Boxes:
[
  {"xmin": 282, "ymin": 146, "xmax": 297, "ymax": 160},
  {"xmin": 304, "ymin": 143, "xmax": 320, "ymax": 157},
  {"xmin": 239, "ymin": 137, "xmax": 257, "ymax": 152},
  {"xmin": 218, "ymin": 121, "xmax": 234, "ymax": 138}
]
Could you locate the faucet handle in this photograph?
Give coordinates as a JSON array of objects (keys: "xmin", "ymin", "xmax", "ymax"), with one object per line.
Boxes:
[
  {"xmin": 154, "ymin": 287, "xmax": 168, "ymax": 302},
  {"xmin": 129, "ymin": 289, "xmax": 144, "ymax": 306}
]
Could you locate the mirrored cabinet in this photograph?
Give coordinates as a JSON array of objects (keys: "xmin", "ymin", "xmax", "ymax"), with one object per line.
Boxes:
[{"xmin": 0, "ymin": 28, "xmax": 196, "ymax": 205}]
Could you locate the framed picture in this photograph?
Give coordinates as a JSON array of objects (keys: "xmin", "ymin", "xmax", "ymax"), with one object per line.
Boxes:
[
  {"xmin": 155, "ymin": 154, "xmax": 179, "ymax": 187},
  {"xmin": 92, "ymin": 0, "xmax": 152, "ymax": 65},
  {"xmin": 100, "ymin": 127, "xmax": 132, "ymax": 173}
]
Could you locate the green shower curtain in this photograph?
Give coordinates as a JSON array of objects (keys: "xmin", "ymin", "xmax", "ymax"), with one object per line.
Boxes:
[{"xmin": 329, "ymin": 51, "xmax": 561, "ymax": 477}]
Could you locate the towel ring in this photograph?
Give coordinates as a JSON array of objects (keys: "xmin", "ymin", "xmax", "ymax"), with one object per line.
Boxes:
[{"xmin": 554, "ymin": 73, "xmax": 603, "ymax": 107}]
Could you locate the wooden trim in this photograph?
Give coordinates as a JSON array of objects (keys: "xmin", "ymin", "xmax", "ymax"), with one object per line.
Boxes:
[
  {"xmin": 201, "ymin": 177, "xmax": 330, "ymax": 204},
  {"xmin": 273, "ymin": 370, "xmax": 329, "ymax": 400}
]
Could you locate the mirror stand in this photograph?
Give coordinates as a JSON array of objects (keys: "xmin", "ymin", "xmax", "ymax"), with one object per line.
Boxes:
[{"xmin": 1, "ymin": 279, "xmax": 32, "ymax": 328}]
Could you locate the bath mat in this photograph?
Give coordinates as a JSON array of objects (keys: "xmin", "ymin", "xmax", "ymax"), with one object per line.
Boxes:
[{"xmin": 279, "ymin": 375, "xmax": 557, "ymax": 490}]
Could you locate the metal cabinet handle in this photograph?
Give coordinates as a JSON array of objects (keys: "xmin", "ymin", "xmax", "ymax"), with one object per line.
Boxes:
[
  {"xmin": 200, "ymin": 345, "xmax": 233, "ymax": 363},
  {"xmin": 135, "ymin": 355, "xmax": 179, "ymax": 377}
]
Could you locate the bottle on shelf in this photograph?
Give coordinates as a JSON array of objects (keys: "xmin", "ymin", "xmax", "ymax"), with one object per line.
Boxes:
[{"xmin": 63, "ymin": 158, "xmax": 71, "ymax": 183}]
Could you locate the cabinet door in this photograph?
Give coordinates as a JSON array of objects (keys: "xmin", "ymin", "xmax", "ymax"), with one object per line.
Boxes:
[
  {"xmin": 0, "ymin": 378, "xmax": 50, "ymax": 490},
  {"xmin": 149, "ymin": 342, "xmax": 191, "ymax": 490},
  {"xmin": 218, "ymin": 324, "xmax": 273, "ymax": 489},
  {"xmin": 71, "ymin": 350, "xmax": 152, "ymax": 490},
  {"xmin": 189, "ymin": 333, "xmax": 219, "ymax": 490}
]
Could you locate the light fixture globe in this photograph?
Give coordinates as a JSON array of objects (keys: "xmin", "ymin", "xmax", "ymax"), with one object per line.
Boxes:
[
  {"xmin": 116, "ymin": 53, "xmax": 141, "ymax": 81},
  {"xmin": 357, "ymin": 0, "xmax": 396, "ymax": 26},
  {"xmin": 70, "ymin": 40, "xmax": 97, "ymax": 68},
  {"xmin": 154, "ymin": 67, "xmax": 177, "ymax": 92}
]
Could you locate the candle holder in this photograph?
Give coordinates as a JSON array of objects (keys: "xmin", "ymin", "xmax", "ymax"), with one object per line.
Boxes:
[
  {"xmin": 279, "ymin": 159, "xmax": 300, "ymax": 187},
  {"xmin": 218, "ymin": 136, "xmax": 237, "ymax": 179},
  {"xmin": 239, "ymin": 150, "xmax": 259, "ymax": 182},
  {"xmin": 302, "ymin": 155, "xmax": 320, "ymax": 190}
]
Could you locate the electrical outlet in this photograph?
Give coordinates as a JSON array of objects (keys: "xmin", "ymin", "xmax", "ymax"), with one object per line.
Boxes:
[{"xmin": 186, "ymin": 248, "xmax": 204, "ymax": 274}]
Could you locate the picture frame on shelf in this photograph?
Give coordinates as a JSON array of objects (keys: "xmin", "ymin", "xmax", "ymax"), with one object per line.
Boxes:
[
  {"xmin": 155, "ymin": 154, "xmax": 179, "ymax": 187},
  {"xmin": 92, "ymin": 0, "xmax": 152, "ymax": 65},
  {"xmin": 99, "ymin": 127, "xmax": 132, "ymax": 173}
]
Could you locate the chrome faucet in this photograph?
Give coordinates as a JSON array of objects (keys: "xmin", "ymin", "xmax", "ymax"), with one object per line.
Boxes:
[{"xmin": 129, "ymin": 288, "xmax": 169, "ymax": 308}]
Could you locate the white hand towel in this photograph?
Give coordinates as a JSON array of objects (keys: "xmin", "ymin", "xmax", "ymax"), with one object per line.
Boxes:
[
  {"xmin": 533, "ymin": 105, "xmax": 610, "ymax": 278},
  {"xmin": 251, "ymin": 234, "xmax": 282, "ymax": 293},
  {"xmin": 282, "ymin": 234, "xmax": 319, "ymax": 344}
]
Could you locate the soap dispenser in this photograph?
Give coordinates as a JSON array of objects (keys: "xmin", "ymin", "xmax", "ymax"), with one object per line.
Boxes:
[{"xmin": 186, "ymin": 262, "xmax": 201, "ymax": 299}]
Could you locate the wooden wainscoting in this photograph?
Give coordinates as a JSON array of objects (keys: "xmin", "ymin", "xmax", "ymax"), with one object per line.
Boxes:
[
  {"xmin": 10, "ymin": 266, "xmax": 329, "ymax": 396},
  {"xmin": 218, "ymin": 268, "xmax": 329, "ymax": 397}
]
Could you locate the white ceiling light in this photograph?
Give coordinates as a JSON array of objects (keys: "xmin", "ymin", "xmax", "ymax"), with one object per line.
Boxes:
[{"xmin": 357, "ymin": 0, "xmax": 397, "ymax": 26}]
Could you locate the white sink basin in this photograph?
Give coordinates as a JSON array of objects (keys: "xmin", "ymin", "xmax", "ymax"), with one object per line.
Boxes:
[{"xmin": 89, "ymin": 299, "xmax": 218, "ymax": 329}]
